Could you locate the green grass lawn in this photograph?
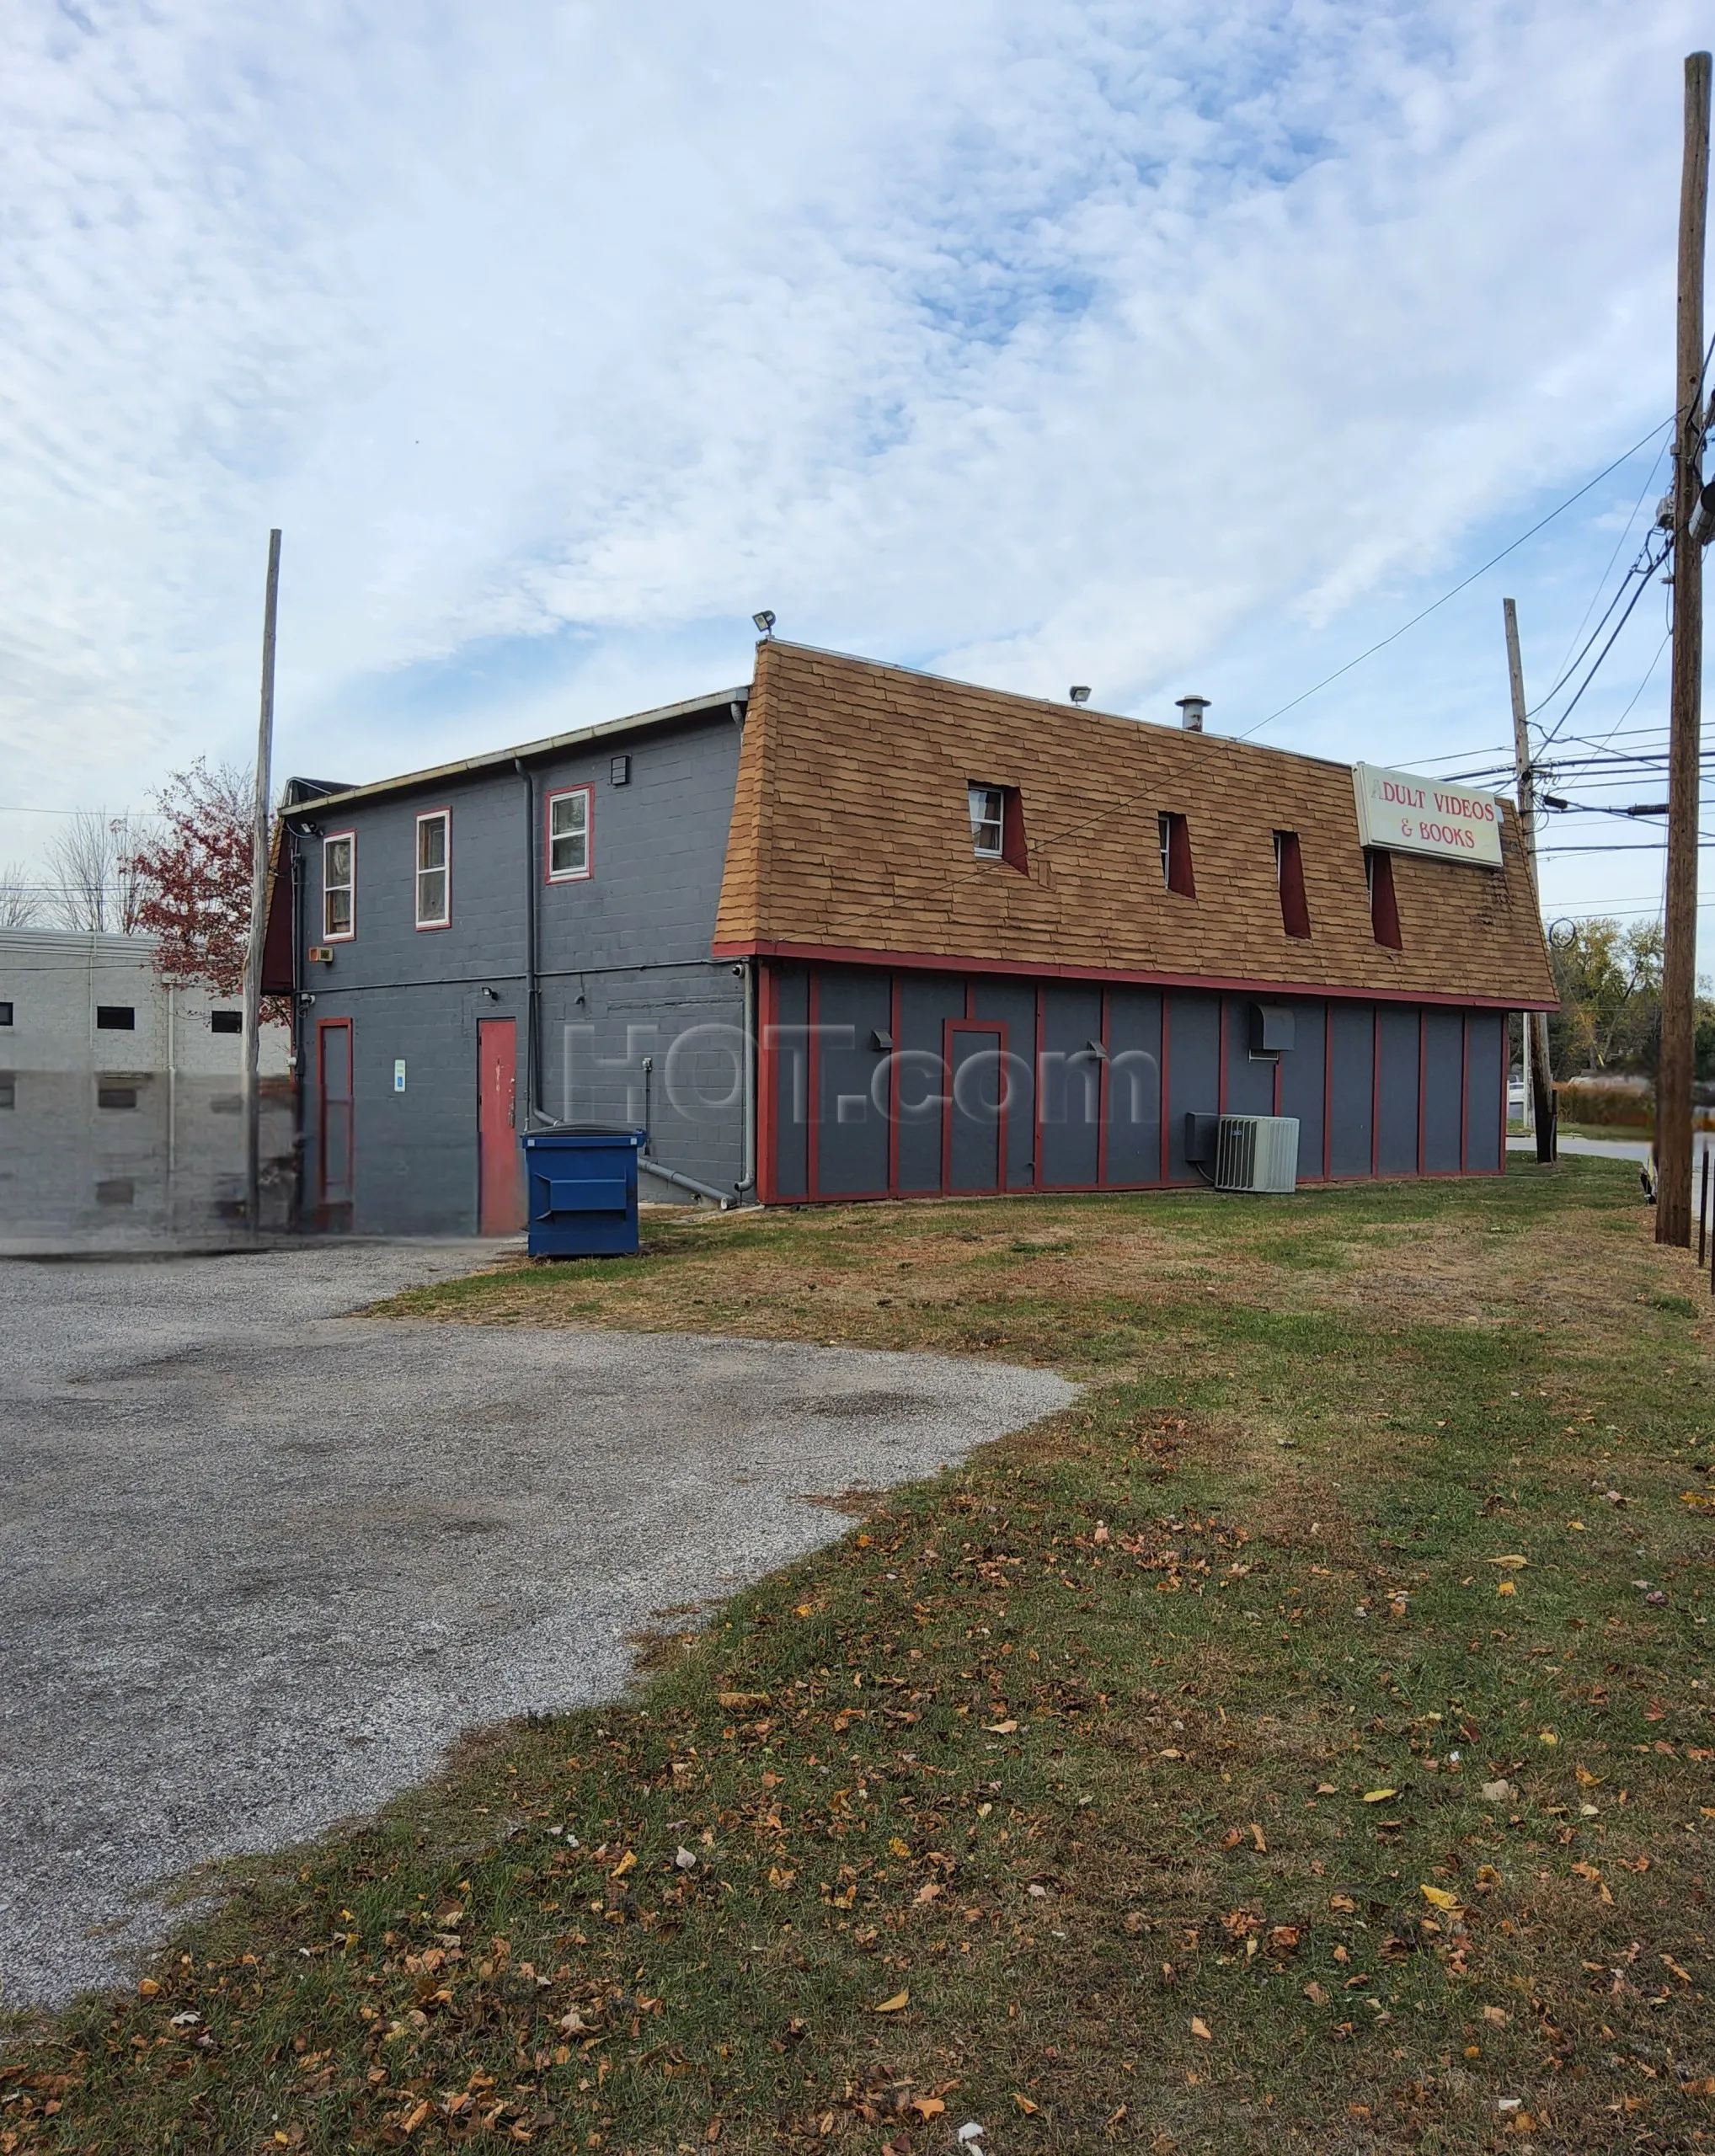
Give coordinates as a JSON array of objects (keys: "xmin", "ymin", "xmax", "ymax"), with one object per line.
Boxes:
[{"xmin": 5, "ymin": 1159, "xmax": 1714, "ymax": 2153}]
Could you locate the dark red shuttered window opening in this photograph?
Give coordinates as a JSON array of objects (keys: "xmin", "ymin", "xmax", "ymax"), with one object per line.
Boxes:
[
  {"xmin": 1274, "ymin": 830, "xmax": 1311, "ymax": 939},
  {"xmin": 1158, "ymin": 812, "xmax": 1195, "ymax": 898},
  {"xmin": 1366, "ymin": 849, "xmax": 1402, "ymax": 948}
]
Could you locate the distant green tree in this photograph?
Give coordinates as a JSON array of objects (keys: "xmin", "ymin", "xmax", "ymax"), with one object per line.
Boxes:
[{"xmin": 1546, "ymin": 919, "xmax": 1662, "ymax": 1079}]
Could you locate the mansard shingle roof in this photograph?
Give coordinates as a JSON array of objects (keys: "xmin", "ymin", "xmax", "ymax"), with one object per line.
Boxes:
[{"xmin": 713, "ymin": 641, "xmax": 1555, "ymax": 1009}]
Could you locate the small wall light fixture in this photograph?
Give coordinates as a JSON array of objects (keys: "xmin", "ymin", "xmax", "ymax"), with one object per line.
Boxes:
[
  {"xmin": 1176, "ymin": 695, "xmax": 1210, "ymax": 732},
  {"xmin": 1069, "ymin": 686, "xmax": 1091, "ymax": 705},
  {"xmin": 481, "ymin": 985, "xmax": 500, "ymax": 1001},
  {"xmin": 752, "ymin": 609, "xmax": 776, "ymax": 638}
]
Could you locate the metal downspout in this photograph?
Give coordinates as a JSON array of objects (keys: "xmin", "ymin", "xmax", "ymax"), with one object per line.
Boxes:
[
  {"xmin": 735, "ymin": 957, "xmax": 756, "ymax": 1198},
  {"xmin": 514, "ymin": 757, "xmax": 550, "ymax": 1130}
]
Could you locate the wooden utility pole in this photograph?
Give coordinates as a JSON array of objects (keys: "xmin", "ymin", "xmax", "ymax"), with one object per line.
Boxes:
[
  {"xmin": 1659, "ymin": 53, "xmax": 1711, "ymax": 1248},
  {"xmin": 1504, "ymin": 597, "xmax": 1557, "ymax": 1162},
  {"xmin": 243, "ymin": 529, "xmax": 281, "ymax": 1235}
]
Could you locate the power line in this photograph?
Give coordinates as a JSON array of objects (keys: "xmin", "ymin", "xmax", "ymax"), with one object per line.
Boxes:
[{"xmin": 1237, "ymin": 419, "xmax": 1673, "ymax": 741}]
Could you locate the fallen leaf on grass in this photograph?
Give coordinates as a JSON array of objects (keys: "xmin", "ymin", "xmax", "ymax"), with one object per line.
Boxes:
[
  {"xmin": 1483, "ymin": 2006, "xmax": 1510, "ymax": 2026},
  {"xmin": 1303, "ymin": 1983, "xmax": 1328, "ymax": 2005},
  {"xmin": 1480, "ymin": 1780, "xmax": 1516, "ymax": 1803},
  {"xmin": 913, "ymin": 1882, "xmax": 943, "ymax": 1904},
  {"xmin": 610, "ymin": 1850, "xmax": 636, "ymax": 1879},
  {"xmin": 1419, "ymin": 1884, "xmax": 1460, "ymax": 1912},
  {"xmin": 1487, "ymin": 1556, "xmax": 1529, "ymax": 1568},
  {"xmin": 402, "ymin": 2102, "xmax": 430, "ymax": 2134},
  {"xmin": 1361, "ymin": 1790, "xmax": 1397, "ymax": 1803},
  {"xmin": 986, "ymin": 1720, "xmax": 1019, "ymax": 1735},
  {"xmin": 1249, "ymin": 1822, "xmax": 1267, "ymax": 1852},
  {"xmin": 136, "ymin": 1978, "xmax": 159, "ymax": 1998},
  {"xmin": 1190, "ymin": 2017, "xmax": 1212, "ymax": 2041},
  {"xmin": 1012, "ymin": 2092, "xmax": 1039, "ymax": 2114},
  {"xmin": 717, "ymin": 1691, "xmax": 770, "ymax": 1710},
  {"xmin": 874, "ymin": 1991, "xmax": 910, "ymax": 2014},
  {"xmin": 1496, "ymin": 1581, "xmax": 1517, "ymax": 1597}
]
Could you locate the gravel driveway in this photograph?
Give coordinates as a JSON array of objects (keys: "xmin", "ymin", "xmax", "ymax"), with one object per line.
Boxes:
[{"xmin": 0, "ymin": 1244, "xmax": 1072, "ymax": 2008}]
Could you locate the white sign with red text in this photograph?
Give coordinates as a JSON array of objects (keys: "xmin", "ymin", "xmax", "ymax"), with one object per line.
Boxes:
[{"xmin": 1352, "ymin": 764, "xmax": 1505, "ymax": 867}]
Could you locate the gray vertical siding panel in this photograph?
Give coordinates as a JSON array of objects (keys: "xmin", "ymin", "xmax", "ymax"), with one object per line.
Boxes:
[
  {"xmin": 1103, "ymin": 988, "xmax": 1162, "ymax": 1186},
  {"xmin": 1165, "ymin": 993, "xmax": 1221, "ymax": 1182},
  {"xmin": 1376, "ymin": 1006, "xmax": 1421, "ymax": 1175},
  {"xmin": 971, "ymin": 977, "xmax": 1038, "ymax": 1189},
  {"xmin": 1328, "ymin": 1004, "xmax": 1375, "ymax": 1177},
  {"xmin": 1279, "ymin": 1000, "xmax": 1327, "ymax": 1180},
  {"xmin": 815, "ymin": 968, "xmax": 891, "ymax": 1196},
  {"xmin": 1464, "ymin": 1012, "xmax": 1504, "ymax": 1171},
  {"xmin": 1222, "ymin": 996, "xmax": 1277, "ymax": 1118},
  {"xmin": 1038, "ymin": 983, "xmax": 1103, "ymax": 1188},
  {"xmin": 772, "ymin": 965, "xmax": 810, "ymax": 1199},
  {"xmin": 1421, "ymin": 1009, "xmax": 1466, "ymax": 1172},
  {"xmin": 897, "ymin": 975, "xmax": 965, "ymax": 1193}
]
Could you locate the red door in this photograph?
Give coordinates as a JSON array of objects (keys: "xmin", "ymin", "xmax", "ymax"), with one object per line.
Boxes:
[
  {"xmin": 478, "ymin": 1019, "xmax": 524, "ymax": 1234},
  {"xmin": 317, "ymin": 1019, "xmax": 355, "ymax": 1226}
]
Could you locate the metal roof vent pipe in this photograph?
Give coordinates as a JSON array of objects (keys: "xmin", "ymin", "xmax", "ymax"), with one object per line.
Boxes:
[{"xmin": 1176, "ymin": 695, "xmax": 1210, "ymax": 733}]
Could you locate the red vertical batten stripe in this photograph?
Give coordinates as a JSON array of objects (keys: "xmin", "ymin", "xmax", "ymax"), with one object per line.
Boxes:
[
  {"xmin": 887, "ymin": 973, "xmax": 903, "ymax": 1197},
  {"xmin": 806, "ymin": 968, "xmax": 823, "ymax": 1201},
  {"xmin": 1095, "ymin": 988, "xmax": 1110, "ymax": 1187}
]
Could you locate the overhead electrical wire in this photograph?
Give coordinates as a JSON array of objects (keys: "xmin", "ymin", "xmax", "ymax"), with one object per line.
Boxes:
[{"xmin": 1235, "ymin": 418, "xmax": 1673, "ymax": 742}]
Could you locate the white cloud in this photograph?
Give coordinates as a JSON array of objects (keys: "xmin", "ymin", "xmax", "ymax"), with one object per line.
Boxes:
[{"xmin": 0, "ymin": 0, "xmax": 1703, "ymax": 942}]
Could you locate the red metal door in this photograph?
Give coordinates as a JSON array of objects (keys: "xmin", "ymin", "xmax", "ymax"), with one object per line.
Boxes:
[
  {"xmin": 478, "ymin": 1019, "xmax": 523, "ymax": 1234},
  {"xmin": 316, "ymin": 1018, "xmax": 354, "ymax": 1225}
]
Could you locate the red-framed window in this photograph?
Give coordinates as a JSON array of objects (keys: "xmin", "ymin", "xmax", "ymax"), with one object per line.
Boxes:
[
  {"xmin": 967, "ymin": 783, "xmax": 1028, "ymax": 871},
  {"xmin": 322, "ymin": 831, "xmax": 355, "ymax": 941},
  {"xmin": 415, "ymin": 808, "xmax": 451, "ymax": 928},
  {"xmin": 546, "ymin": 785, "xmax": 593, "ymax": 882},
  {"xmin": 1158, "ymin": 811, "xmax": 1194, "ymax": 897}
]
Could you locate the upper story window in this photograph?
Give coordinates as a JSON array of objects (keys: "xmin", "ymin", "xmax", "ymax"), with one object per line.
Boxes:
[
  {"xmin": 547, "ymin": 786, "xmax": 592, "ymax": 882},
  {"xmin": 1274, "ymin": 830, "xmax": 1311, "ymax": 939},
  {"xmin": 323, "ymin": 833, "xmax": 355, "ymax": 940},
  {"xmin": 0, "ymin": 1001, "xmax": 12, "ymax": 1027},
  {"xmin": 210, "ymin": 1010, "xmax": 243, "ymax": 1034},
  {"xmin": 1365, "ymin": 848, "xmax": 1402, "ymax": 948},
  {"xmin": 1157, "ymin": 811, "xmax": 1195, "ymax": 898},
  {"xmin": 969, "ymin": 784, "xmax": 1004, "ymax": 857},
  {"xmin": 95, "ymin": 1006, "xmax": 136, "ymax": 1030},
  {"xmin": 415, "ymin": 809, "xmax": 451, "ymax": 928},
  {"xmin": 967, "ymin": 782, "xmax": 1028, "ymax": 870}
]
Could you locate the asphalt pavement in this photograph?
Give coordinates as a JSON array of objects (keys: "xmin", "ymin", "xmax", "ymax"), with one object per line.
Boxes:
[{"xmin": 0, "ymin": 1243, "xmax": 1072, "ymax": 2007}]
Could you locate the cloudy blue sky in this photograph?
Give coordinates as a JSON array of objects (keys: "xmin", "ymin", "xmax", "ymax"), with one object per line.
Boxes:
[{"xmin": 0, "ymin": 0, "xmax": 1704, "ymax": 937}]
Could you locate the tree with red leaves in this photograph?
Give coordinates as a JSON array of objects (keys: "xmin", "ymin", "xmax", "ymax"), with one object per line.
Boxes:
[{"xmin": 124, "ymin": 760, "xmax": 258, "ymax": 997}]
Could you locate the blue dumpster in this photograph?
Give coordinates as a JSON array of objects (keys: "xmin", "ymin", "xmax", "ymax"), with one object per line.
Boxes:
[{"xmin": 520, "ymin": 1127, "xmax": 645, "ymax": 1258}]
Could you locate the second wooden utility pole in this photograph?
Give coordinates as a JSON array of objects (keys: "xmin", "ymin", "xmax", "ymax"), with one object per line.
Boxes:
[
  {"xmin": 1659, "ymin": 52, "xmax": 1711, "ymax": 1249},
  {"xmin": 1504, "ymin": 597, "xmax": 1557, "ymax": 1163},
  {"xmin": 243, "ymin": 529, "xmax": 282, "ymax": 1235}
]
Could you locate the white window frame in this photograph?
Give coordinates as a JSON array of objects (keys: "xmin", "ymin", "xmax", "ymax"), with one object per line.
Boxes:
[
  {"xmin": 323, "ymin": 831, "xmax": 355, "ymax": 942},
  {"xmin": 546, "ymin": 784, "xmax": 593, "ymax": 882},
  {"xmin": 968, "ymin": 783, "xmax": 1005, "ymax": 859},
  {"xmin": 414, "ymin": 808, "xmax": 451, "ymax": 929}
]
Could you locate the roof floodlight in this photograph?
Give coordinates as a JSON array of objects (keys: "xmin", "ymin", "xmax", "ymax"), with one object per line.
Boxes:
[
  {"xmin": 1069, "ymin": 685, "xmax": 1091, "ymax": 705},
  {"xmin": 752, "ymin": 610, "xmax": 777, "ymax": 638}
]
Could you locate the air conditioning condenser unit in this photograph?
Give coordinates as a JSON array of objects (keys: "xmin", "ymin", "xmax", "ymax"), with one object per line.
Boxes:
[{"xmin": 1214, "ymin": 1114, "xmax": 1300, "ymax": 1194}]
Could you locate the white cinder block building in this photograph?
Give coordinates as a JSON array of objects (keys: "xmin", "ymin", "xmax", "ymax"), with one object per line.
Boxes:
[{"xmin": 0, "ymin": 931, "xmax": 292, "ymax": 1239}]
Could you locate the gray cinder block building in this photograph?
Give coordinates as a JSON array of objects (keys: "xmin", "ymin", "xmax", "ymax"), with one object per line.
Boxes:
[
  {"xmin": 262, "ymin": 643, "xmax": 1556, "ymax": 1235},
  {"xmin": 0, "ymin": 930, "xmax": 292, "ymax": 1240}
]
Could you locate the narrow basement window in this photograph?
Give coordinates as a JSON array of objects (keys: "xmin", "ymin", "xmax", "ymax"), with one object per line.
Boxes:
[
  {"xmin": 0, "ymin": 1075, "xmax": 14, "ymax": 1108},
  {"xmin": 1366, "ymin": 848, "xmax": 1402, "ymax": 948},
  {"xmin": 98, "ymin": 1083, "xmax": 139, "ymax": 1111},
  {"xmin": 0, "ymin": 1001, "xmax": 12, "ymax": 1026},
  {"xmin": 1274, "ymin": 830, "xmax": 1312, "ymax": 939},
  {"xmin": 1157, "ymin": 811, "xmax": 1195, "ymax": 898},
  {"xmin": 95, "ymin": 1006, "xmax": 135, "ymax": 1030}
]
